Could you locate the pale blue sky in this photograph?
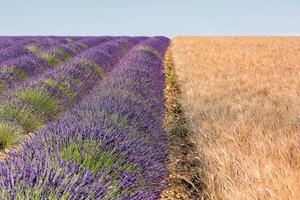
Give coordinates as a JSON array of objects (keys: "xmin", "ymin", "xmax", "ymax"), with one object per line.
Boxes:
[{"xmin": 0, "ymin": 0, "xmax": 299, "ymax": 37}]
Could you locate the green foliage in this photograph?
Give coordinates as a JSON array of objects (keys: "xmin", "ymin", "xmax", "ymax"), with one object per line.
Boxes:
[
  {"xmin": 27, "ymin": 46, "xmax": 41, "ymax": 53},
  {"xmin": 17, "ymin": 89, "xmax": 62, "ymax": 119},
  {"xmin": 164, "ymin": 63, "xmax": 177, "ymax": 88},
  {"xmin": 60, "ymin": 140, "xmax": 124, "ymax": 174},
  {"xmin": 0, "ymin": 122, "xmax": 21, "ymax": 150},
  {"xmin": 0, "ymin": 104, "xmax": 44, "ymax": 133},
  {"xmin": 81, "ymin": 59, "xmax": 103, "ymax": 74},
  {"xmin": 42, "ymin": 79, "xmax": 76, "ymax": 101},
  {"xmin": 60, "ymin": 139, "xmax": 142, "ymax": 199},
  {"xmin": 61, "ymin": 51, "xmax": 70, "ymax": 61},
  {"xmin": 164, "ymin": 52, "xmax": 188, "ymax": 138},
  {"xmin": 0, "ymin": 88, "xmax": 62, "ymax": 135},
  {"xmin": 0, "ymin": 81, "xmax": 4, "ymax": 94},
  {"xmin": 169, "ymin": 121, "xmax": 188, "ymax": 137},
  {"xmin": 41, "ymin": 49, "xmax": 71, "ymax": 66},
  {"xmin": 90, "ymin": 62, "xmax": 103, "ymax": 74},
  {"xmin": 42, "ymin": 54, "xmax": 60, "ymax": 66},
  {"xmin": 11, "ymin": 68, "xmax": 27, "ymax": 80}
]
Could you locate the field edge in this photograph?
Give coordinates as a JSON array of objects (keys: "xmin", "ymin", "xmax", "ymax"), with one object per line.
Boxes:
[{"xmin": 159, "ymin": 43, "xmax": 204, "ymax": 200}]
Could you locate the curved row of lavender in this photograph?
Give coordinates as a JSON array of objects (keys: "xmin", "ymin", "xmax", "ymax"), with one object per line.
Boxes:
[
  {"xmin": 0, "ymin": 37, "xmax": 115, "ymax": 94},
  {"xmin": 0, "ymin": 36, "xmax": 87, "ymax": 52},
  {"xmin": 0, "ymin": 37, "xmax": 144, "ymax": 150},
  {"xmin": 0, "ymin": 37, "xmax": 74, "ymax": 64},
  {"xmin": 35, "ymin": 37, "xmax": 114, "ymax": 66},
  {"xmin": 0, "ymin": 37, "xmax": 169, "ymax": 199}
]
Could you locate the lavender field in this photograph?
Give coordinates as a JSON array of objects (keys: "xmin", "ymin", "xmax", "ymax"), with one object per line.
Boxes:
[{"xmin": 0, "ymin": 36, "xmax": 170, "ymax": 199}]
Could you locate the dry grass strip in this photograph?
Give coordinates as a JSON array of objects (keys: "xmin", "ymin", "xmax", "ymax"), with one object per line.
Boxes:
[{"xmin": 160, "ymin": 45, "xmax": 204, "ymax": 200}]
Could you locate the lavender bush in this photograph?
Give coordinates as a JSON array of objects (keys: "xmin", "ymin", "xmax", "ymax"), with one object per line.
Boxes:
[
  {"xmin": 0, "ymin": 37, "xmax": 144, "ymax": 150},
  {"xmin": 0, "ymin": 36, "xmax": 170, "ymax": 199},
  {"xmin": 0, "ymin": 37, "xmax": 113, "ymax": 94}
]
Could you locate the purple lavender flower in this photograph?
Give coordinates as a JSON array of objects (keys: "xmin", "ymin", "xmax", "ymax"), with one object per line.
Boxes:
[{"xmin": 0, "ymin": 36, "xmax": 170, "ymax": 199}]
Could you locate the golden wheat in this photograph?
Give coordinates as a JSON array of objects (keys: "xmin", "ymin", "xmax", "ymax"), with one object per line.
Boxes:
[{"xmin": 171, "ymin": 36, "xmax": 300, "ymax": 200}]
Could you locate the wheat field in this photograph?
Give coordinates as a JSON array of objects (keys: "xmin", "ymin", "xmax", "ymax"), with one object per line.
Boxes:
[{"xmin": 171, "ymin": 37, "xmax": 300, "ymax": 199}]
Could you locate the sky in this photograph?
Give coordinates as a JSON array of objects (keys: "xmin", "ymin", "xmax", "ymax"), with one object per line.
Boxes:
[{"xmin": 0, "ymin": 0, "xmax": 299, "ymax": 37}]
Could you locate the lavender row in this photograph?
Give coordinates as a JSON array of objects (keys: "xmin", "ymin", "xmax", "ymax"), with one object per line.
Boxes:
[
  {"xmin": 0, "ymin": 37, "xmax": 87, "ymax": 65},
  {"xmin": 0, "ymin": 36, "xmax": 81, "ymax": 51},
  {"xmin": 37, "ymin": 37, "xmax": 113, "ymax": 66},
  {"xmin": 0, "ymin": 36, "xmax": 104, "ymax": 65},
  {"xmin": 0, "ymin": 37, "xmax": 113, "ymax": 94},
  {"xmin": 0, "ymin": 37, "xmax": 119, "ymax": 102},
  {"xmin": 0, "ymin": 37, "xmax": 169, "ymax": 199},
  {"xmin": 0, "ymin": 37, "xmax": 143, "ymax": 150},
  {"xmin": 0, "ymin": 37, "xmax": 73, "ymax": 65}
]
